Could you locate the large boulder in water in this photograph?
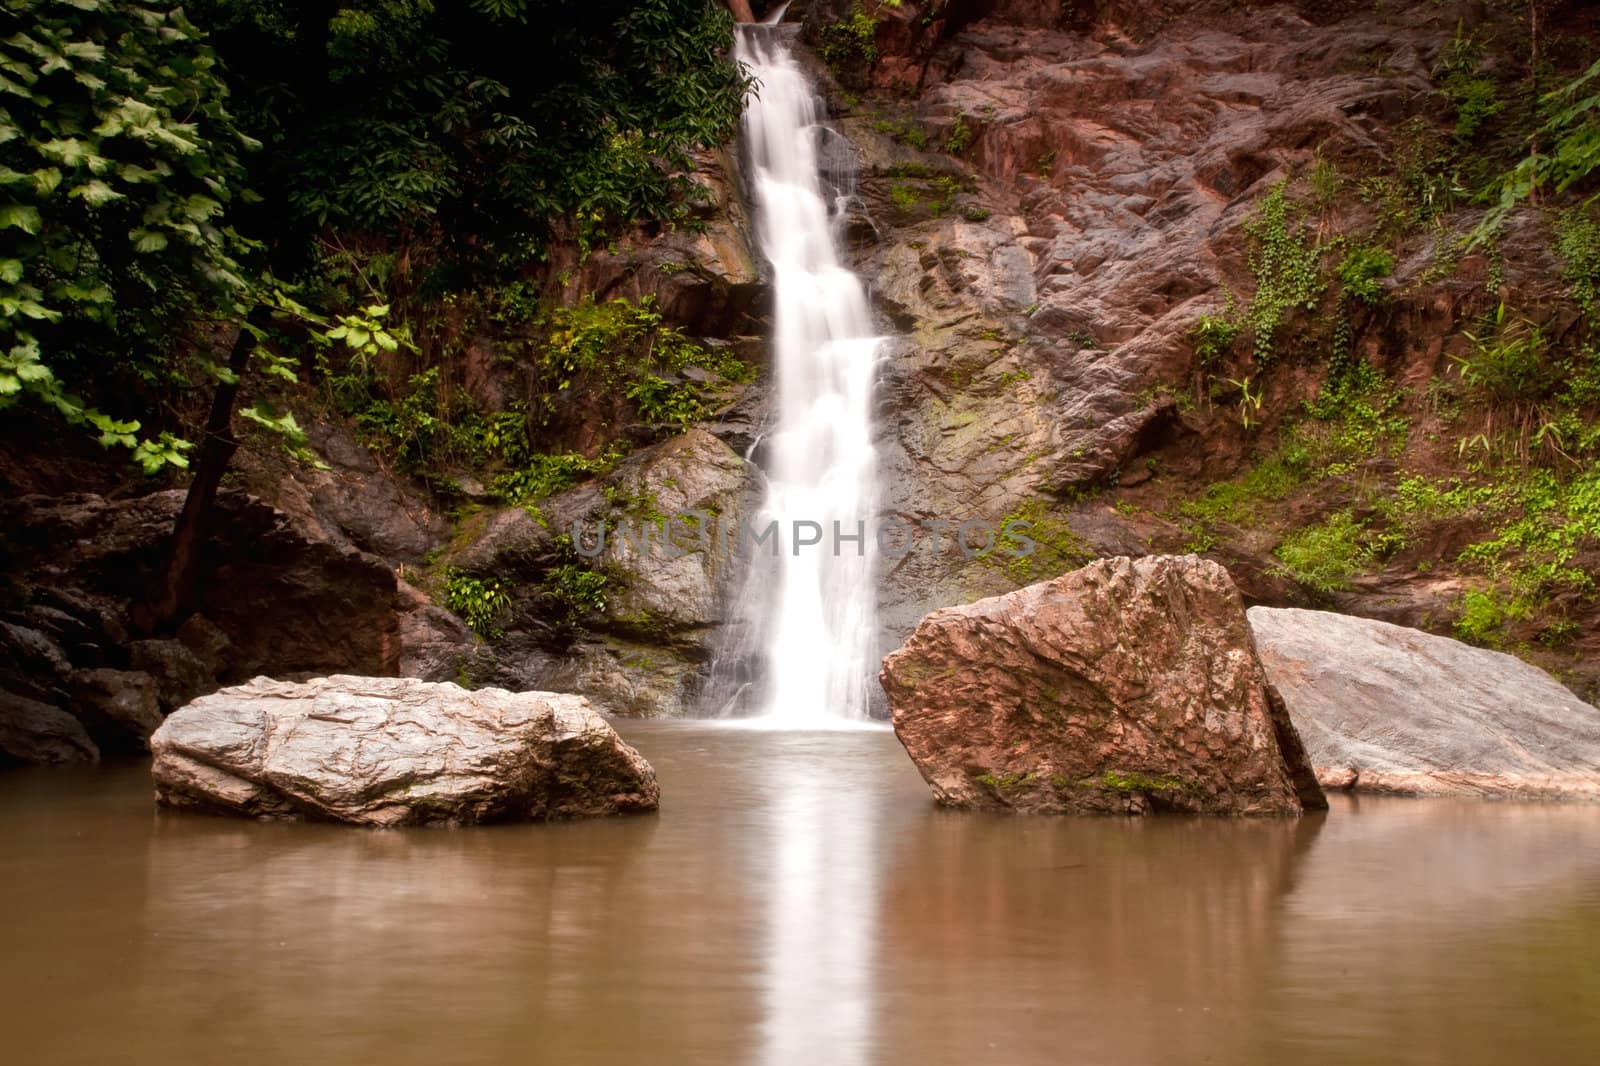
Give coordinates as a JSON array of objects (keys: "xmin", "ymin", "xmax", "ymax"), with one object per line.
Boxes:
[
  {"xmin": 880, "ymin": 555, "xmax": 1325, "ymax": 816},
  {"xmin": 150, "ymin": 676, "xmax": 659, "ymax": 826},
  {"xmin": 1249, "ymin": 607, "xmax": 1600, "ymax": 799}
]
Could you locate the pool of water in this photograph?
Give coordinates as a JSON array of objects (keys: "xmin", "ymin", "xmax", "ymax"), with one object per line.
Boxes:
[{"xmin": 2, "ymin": 721, "xmax": 1597, "ymax": 1065}]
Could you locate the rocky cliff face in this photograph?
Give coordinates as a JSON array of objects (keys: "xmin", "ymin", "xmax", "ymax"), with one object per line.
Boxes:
[
  {"xmin": 821, "ymin": 0, "xmax": 1600, "ymax": 696},
  {"xmin": 4, "ymin": 0, "xmax": 1595, "ymax": 734}
]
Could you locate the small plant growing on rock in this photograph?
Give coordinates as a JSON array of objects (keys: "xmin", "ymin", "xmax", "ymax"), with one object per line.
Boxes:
[
  {"xmin": 944, "ymin": 112, "xmax": 973, "ymax": 155},
  {"xmin": 1271, "ymin": 511, "xmax": 1371, "ymax": 594},
  {"xmin": 818, "ymin": 5, "xmax": 878, "ymax": 74},
  {"xmin": 1189, "ymin": 292, "xmax": 1242, "ymax": 366},
  {"xmin": 541, "ymin": 563, "xmax": 610, "ymax": 636},
  {"xmin": 1335, "ymin": 244, "xmax": 1394, "ymax": 306},
  {"xmin": 1243, "ymin": 182, "xmax": 1323, "ymax": 364},
  {"xmin": 444, "ymin": 569, "xmax": 512, "ymax": 641}
]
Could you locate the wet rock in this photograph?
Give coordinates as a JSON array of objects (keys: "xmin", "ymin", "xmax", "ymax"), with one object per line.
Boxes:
[
  {"xmin": 0, "ymin": 490, "xmax": 400, "ymax": 682},
  {"xmin": 0, "ymin": 689, "xmax": 98, "ymax": 765},
  {"xmin": 563, "ymin": 148, "xmax": 765, "ymax": 339},
  {"xmin": 1249, "ymin": 607, "xmax": 1600, "ymax": 799},
  {"xmin": 129, "ymin": 639, "xmax": 216, "ymax": 713},
  {"xmin": 69, "ymin": 668, "xmax": 163, "ymax": 754},
  {"xmin": 234, "ymin": 417, "xmax": 451, "ymax": 565},
  {"xmin": 595, "ymin": 428, "xmax": 755, "ymax": 630},
  {"xmin": 150, "ymin": 675, "xmax": 660, "ymax": 826},
  {"xmin": 175, "ymin": 614, "xmax": 232, "ymax": 675},
  {"xmin": 538, "ymin": 636, "xmax": 709, "ymax": 720},
  {"xmin": 395, "ymin": 580, "xmax": 497, "ymax": 685},
  {"xmin": 0, "ymin": 621, "xmax": 73, "ymax": 704},
  {"xmin": 880, "ymin": 555, "xmax": 1325, "ymax": 815},
  {"xmin": 446, "ymin": 506, "xmax": 557, "ymax": 577}
]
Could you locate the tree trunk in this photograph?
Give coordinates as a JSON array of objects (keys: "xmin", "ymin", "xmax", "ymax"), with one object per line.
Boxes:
[
  {"xmin": 727, "ymin": 0, "xmax": 757, "ymax": 23},
  {"xmin": 142, "ymin": 304, "xmax": 272, "ymax": 631}
]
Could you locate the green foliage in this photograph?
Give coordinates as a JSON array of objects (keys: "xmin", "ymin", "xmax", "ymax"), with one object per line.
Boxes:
[
  {"xmin": 537, "ymin": 294, "xmax": 750, "ymax": 423},
  {"xmin": 870, "ymin": 116, "xmax": 928, "ymax": 150},
  {"xmin": 443, "ymin": 568, "xmax": 511, "ymax": 640},
  {"xmin": 192, "ymin": 0, "xmax": 751, "ymax": 259},
  {"xmin": 944, "ymin": 112, "xmax": 973, "ymax": 155},
  {"xmin": 1242, "ymin": 183, "xmax": 1323, "ymax": 364},
  {"xmin": 539, "ymin": 562, "xmax": 609, "ymax": 634},
  {"xmin": 1474, "ymin": 55, "xmax": 1600, "ymax": 244},
  {"xmin": 0, "ymin": 0, "xmax": 255, "ymax": 465},
  {"xmin": 625, "ymin": 374, "xmax": 706, "ymax": 426},
  {"xmin": 1454, "ymin": 587, "xmax": 1517, "ymax": 646},
  {"xmin": 1455, "ymin": 305, "xmax": 1551, "ymax": 406},
  {"xmin": 1309, "ymin": 148, "xmax": 1340, "ymax": 209},
  {"xmin": 1434, "ymin": 26, "xmax": 1502, "ymax": 145},
  {"xmin": 1178, "ymin": 362, "xmax": 1407, "ymax": 550},
  {"xmin": 490, "ymin": 450, "xmax": 617, "ymax": 507},
  {"xmin": 1189, "ymin": 292, "xmax": 1241, "ymax": 366},
  {"xmin": 883, "ymin": 165, "xmax": 972, "ymax": 218},
  {"xmin": 1272, "ymin": 511, "xmax": 1370, "ymax": 593},
  {"xmin": 818, "ymin": 5, "xmax": 878, "ymax": 73},
  {"xmin": 1087, "ymin": 770, "xmax": 1189, "ymax": 794},
  {"xmin": 1335, "ymin": 244, "xmax": 1394, "ymax": 306},
  {"xmin": 1556, "ymin": 209, "xmax": 1600, "ymax": 322}
]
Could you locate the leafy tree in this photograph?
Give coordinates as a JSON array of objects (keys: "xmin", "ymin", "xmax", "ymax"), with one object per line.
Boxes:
[
  {"xmin": 1475, "ymin": 54, "xmax": 1600, "ymax": 242},
  {"xmin": 0, "ymin": 0, "xmax": 257, "ymax": 469},
  {"xmin": 189, "ymin": 0, "xmax": 751, "ymax": 264}
]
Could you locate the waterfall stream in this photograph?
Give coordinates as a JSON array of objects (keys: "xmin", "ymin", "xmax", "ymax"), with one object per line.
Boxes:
[{"xmin": 724, "ymin": 24, "xmax": 882, "ymax": 726}]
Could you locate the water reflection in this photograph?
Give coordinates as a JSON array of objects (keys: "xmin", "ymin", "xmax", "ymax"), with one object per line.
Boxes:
[
  {"xmin": 756, "ymin": 732, "xmax": 882, "ymax": 1066},
  {"xmin": 0, "ymin": 727, "xmax": 1597, "ymax": 1066}
]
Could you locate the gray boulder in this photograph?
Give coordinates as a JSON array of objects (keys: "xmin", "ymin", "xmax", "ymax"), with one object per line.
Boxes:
[
  {"xmin": 150, "ymin": 675, "xmax": 659, "ymax": 826},
  {"xmin": 0, "ymin": 689, "xmax": 98, "ymax": 765},
  {"xmin": 70, "ymin": 668, "xmax": 163, "ymax": 754},
  {"xmin": 1249, "ymin": 607, "xmax": 1600, "ymax": 799}
]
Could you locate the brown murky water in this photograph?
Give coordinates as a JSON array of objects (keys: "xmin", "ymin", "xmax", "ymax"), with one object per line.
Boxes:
[{"xmin": 2, "ymin": 721, "xmax": 1598, "ymax": 1065}]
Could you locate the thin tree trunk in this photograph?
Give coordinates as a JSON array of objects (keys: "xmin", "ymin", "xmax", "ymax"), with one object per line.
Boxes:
[
  {"xmin": 143, "ymin": 304, "xmax": 271, "ymax": 631},
  {"xmin": 727, "ymin": 0, "xmax": 756, "ymax": 23}
]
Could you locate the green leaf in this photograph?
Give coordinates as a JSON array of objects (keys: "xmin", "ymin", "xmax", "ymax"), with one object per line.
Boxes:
[
  {"xmin": 68, "ymin": 179, "xmax": 123, "ymax": 207},
  {"xmin": 37, "ymin": 138, "xmax": 90, "ymax": 167},
  {"xmin": 129, "ymin": 228, "xmax": 167, "ymax": 252},
  {"xmin": 0, "ymin": 204, "xmax": 41, "ymax": 234}
]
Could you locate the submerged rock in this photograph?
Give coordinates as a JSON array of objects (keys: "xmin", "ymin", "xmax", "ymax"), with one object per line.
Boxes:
[
  {"xmin": 1249, "ymin": 607, "xmax": 1600, "ymax": 799},
  {"xmin": 880, "ymin": 555, "xmax": 1325, "ymax": 816},
  {"xmin": 150, "ymin": 675, "xmax": 659, "ymax": 826}
]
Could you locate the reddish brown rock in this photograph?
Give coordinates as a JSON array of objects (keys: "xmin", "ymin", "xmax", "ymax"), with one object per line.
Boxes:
[{"xmin": 880, "ymin": 555, "xmax": 1325, "ymax": 815}]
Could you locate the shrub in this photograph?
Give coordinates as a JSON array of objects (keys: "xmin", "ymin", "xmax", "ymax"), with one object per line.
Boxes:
[
  {"xmin": 1335, "ymin": 244, "xmax": 1395, "ymax": 305},
  {"xmin": 444, "ymin": 569, "xmax": 511, "ymax": 640}
]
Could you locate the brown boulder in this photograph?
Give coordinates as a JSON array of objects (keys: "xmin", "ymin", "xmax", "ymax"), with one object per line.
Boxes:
[{"xmin": 880, "ymin": 555, "xmax": 1325, "ymax": 815}]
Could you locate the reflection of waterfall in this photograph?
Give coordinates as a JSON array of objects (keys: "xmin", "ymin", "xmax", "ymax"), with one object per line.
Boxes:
[
  {"xmin": 758, "ymin": 733, "xmax": 880, "ymax": 1066},
  {"xmin": 721, "ymin": 24, "xmax": 881, "ymax": 725}
]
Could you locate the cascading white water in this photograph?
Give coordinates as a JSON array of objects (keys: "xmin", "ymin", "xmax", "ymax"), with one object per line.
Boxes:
[{"xmin": 730, "ymin": 25, "xmax": 881, "ymax": 726}]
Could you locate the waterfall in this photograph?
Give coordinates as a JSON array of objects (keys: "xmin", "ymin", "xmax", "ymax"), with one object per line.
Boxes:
[{"xmin": 723, "ymin": 25, "xmax": 882, "ymax": 726}]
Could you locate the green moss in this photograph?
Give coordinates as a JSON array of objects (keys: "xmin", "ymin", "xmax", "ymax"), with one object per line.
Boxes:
[
  {"xmin": 974, "ymin": 771, "xmax": 1034, "ymax": 795},
  {"xmin": 982, "ymin": 498, "xmax": 1094, "ymax": 585},
  {"xmin": 1076, "ymin": 770, "xmax": 1190, "ymax": 793}
]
